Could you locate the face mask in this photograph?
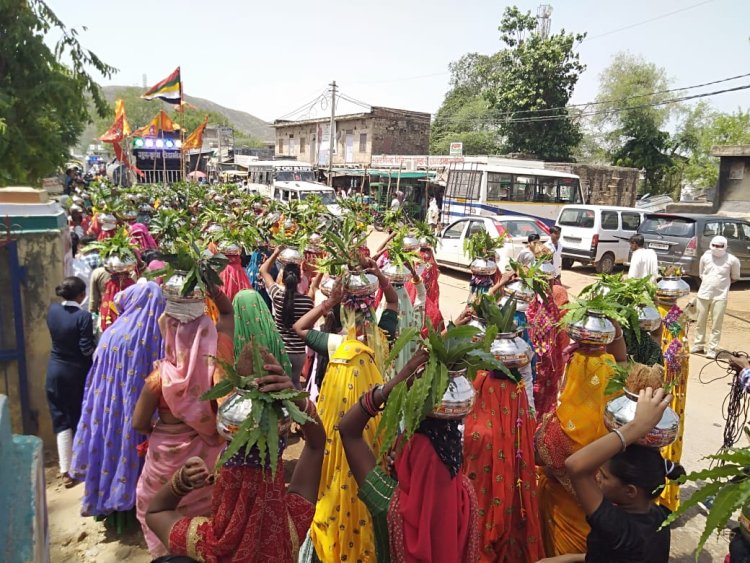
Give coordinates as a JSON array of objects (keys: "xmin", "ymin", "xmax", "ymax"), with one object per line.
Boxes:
[{"xmin": 711, "ymin": 247, "xmax": 726, "ymax": 258}]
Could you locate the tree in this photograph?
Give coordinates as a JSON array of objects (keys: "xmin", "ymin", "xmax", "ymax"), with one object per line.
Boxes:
[
  {"xmin": 429, "ymin": 53, "xmax": 501, "ymax": 155},
  {"xmin": 593, "ymin": 53, "xmax": 676, "ymax": 194},
  {"xmin": 484, "ymin": 6, "xmax": 586, "ymax": 161},
  {"xmin": 0, "ymin": 0, "xmax": 115, "ymax": 185}
]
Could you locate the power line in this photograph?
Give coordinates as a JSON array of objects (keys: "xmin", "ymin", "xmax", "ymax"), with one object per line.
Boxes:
[
  {"xmin": 582, "ymin": 0, "xmax": 716, "ymax": 42},
  {"xmin": 440, "ymin": 82, "xmax": 750, "ymax": 126},
  {"xmin": 277, "ymin": 88, "xmax": 330, "ymax": 120}
]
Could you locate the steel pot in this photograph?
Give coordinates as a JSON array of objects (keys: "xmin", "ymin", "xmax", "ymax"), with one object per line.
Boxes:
[
  {"xmin": 568, "ymin": 310, "xmax": 616, "ymax": 345},
  {"xmin": 467, "ymin": 315, "xmax": 487, "ymax": 338},
  {"xmin": 278, "ymin": 247, "xmax": 303, "ymax": 265},
  {"xmin": 537, "ymin": 260, "xmax": 557, "ymax": 279},
  {"xmin": 637, "ymin": 305, "xmax": 662, "ymax": 332},
  {"xmin": 656, "ymin": 276, "xmax": 690, "ymax": 299},
  {"xmin": 470, "ymin": 258, "xmax": 497, "ymax": 276},
  {"xmin": 429, "ymin": 368, "xmax": 476, "ymax": 420},
  {"xmin": 418, "ymin": 236, "xmax": 432, "ymax": 249},
  {"xmin": 490, "ymin": 331, "xmax": 532, "ymax": 369},
  {"xmin": 402, "ymin": 235, "xmax": 420, "ymax": 252},
  {"xmin": 604, "ymin": 390, "xmax": 679, "ymax": 448},
  {"xmin": 306, "ymin": 233, "xmax": 324, "ymax": 252},
  {"xmin": 163, "ymin": 270, "xmax": 205, "ymax": 303},
  {"xmin": 382, "ymin": 263, "xmax": 412, "ymax": 284},
  {"xmin": 217, "ymin": 388, "xmax": 292, "ymax": 441},
  {"xmin": 319, "ymin": 276, "xmax": 338, "ymax": 297},
  {"xmin": 503, "ymin": 280, "xmax": 535, "ymax": 303},
  {"xmin": 499, "ymin": 293, "xmax": 528, "ymax": 313},
  {"xmin": 104, "ymin": 255, "xmax": 136, "ymax": 274},
  {"xmin": 206, "ymin": 223, "xmax": 224, "ymax": 236},
  {"xmin": 345, "ymin": 271, "xmax": 379, "ymax": 297},
  {"xmin": 219, "ymin": 242, "xmax": 241, "ymax": 256}
]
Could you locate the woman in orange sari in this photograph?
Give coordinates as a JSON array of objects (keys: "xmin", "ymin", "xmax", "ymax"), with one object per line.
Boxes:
[{"xmin": 133, "ymin": 281, "xmax": 234, "ymax": 557}]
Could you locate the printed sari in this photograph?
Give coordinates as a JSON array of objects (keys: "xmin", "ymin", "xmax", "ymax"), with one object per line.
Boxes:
[
  {"xmin": 219, "ymin": 255, "xmax": 251, "ymax": 302},
  {"xmin": 99, "ymin": 273, "xmax": 135, "ymax": 331},
  {"xmin": 71, "ymin": 282, "xmax": 165, "ymax": 517},
  {"xmin": 135, "ymin": 314, "xmax": 229, "ymax": 557},
  {"xmin": 405, "ymin": 248, "xmax": 443, "ymax": 336}
]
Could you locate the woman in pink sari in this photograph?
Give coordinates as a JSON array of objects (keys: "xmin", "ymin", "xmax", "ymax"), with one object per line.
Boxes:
[
  {"xmin": 406, "ymin": 244, "xmax": 443, "ymax": 336},
  {"xmin": 129, "ymin": 223, "xmax": 158, "ymax": 252},
  {"xmin": 133, "ymin": 282, "xmax": 234, "ymax": 557}
]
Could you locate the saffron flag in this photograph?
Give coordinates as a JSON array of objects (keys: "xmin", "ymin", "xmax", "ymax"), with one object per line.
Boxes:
[
  {"xmin": 100, "ymin": 98, "xmax": 131, "ymax": 142},
  {"xmin": 182, "ymin": 115, "xmax": 209, "ymax": 151},
  {"xmin": 115, "ymin": 98, "xmax": 131, "ymax": 136},
  {"xmin": 142, "ymin": 67, "xmax": 182, "ymax": 104},
  {"xmin": 131, "ymin": 110, "xmax": 181, "ymax": 137}
]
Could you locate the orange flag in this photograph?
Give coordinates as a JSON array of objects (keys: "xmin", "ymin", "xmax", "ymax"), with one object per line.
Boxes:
[
  {"xmin": 115, "ymin": 99, "xmax": 131, "ymax": 136},
  {"xmin": 100, "ymin": 98, "xmax": 131, "ymax": 142},
  {"xmin": 182, "ymin": 115, "xmax": 209, "ymax": 151},
  {"xmin": 131, "ymin": 110, "xmax": 180, "ymax": 137}
]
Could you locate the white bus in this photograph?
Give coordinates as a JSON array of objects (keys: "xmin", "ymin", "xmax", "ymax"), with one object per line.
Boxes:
[
  {"xmin": 246, "ymin": 160, "xmax": 339, "ymax": 214},
  {"xmin": 442, "ymin": 161, "xmax": 584, "ymax": 226}
]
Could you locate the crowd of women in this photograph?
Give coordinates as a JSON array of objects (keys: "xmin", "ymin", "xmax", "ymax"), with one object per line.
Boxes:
[{"xmin": 46, "ymin": 181, "xmax": 722, "ymax": 562}]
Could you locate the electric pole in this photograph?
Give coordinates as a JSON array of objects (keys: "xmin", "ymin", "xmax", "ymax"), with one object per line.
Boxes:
[{"xmin": 328, "ymin": 80, "xmax": 337, "ymax": 186}]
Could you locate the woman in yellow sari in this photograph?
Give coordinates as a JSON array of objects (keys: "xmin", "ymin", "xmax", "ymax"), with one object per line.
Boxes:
[{"xmin": 535, "ymin": 319, "xmax": 627, "ymax": 556}]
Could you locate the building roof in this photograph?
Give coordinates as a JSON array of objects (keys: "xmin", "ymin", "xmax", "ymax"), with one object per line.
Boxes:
[
  {"xmin": 273, "ymin": 106, "xmax": 430, "ymax": 127},
  {"xmin": 711, "ymin": 144, "xmax": 750, "ymax": 157}
]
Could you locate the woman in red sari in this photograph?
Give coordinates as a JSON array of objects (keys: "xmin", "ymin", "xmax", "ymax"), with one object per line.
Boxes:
[
  {"xmin": 145, "ymin": 357, "xmax": 326, "ymax": 563},
  {"xmin": 405, "ymin": 243, "xmax": 443, "ymax": 336}
]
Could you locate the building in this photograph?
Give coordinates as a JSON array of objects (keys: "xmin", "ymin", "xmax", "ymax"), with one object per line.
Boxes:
[
  {"xmin": 711, "ymin": 145, "xmax": 750, "ymax": 217},
  {"xmin": 273, "ymin": 106, "xmax": 431, "ymax": 166}
]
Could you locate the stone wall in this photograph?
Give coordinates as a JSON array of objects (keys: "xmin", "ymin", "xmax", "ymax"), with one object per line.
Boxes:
[
  {"xmin": 546, "ymin": 163, "xmax": 640, "ymax": 207},
  {"xmin": 370, "ymin": 109, "xmax": 430, "ymax": 157}
]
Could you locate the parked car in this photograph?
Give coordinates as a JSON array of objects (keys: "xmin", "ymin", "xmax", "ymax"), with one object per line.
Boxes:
[
  {"xmin": 555, "ymin": 205, "xmax": 647, "ymax": 274},
  {"xmin": 637, "ymin": 213, "xmax": 750, "ymax": 280},
  {"xmin": 434, "ymin": 215, "xmax": 549, "ymax": 273}
]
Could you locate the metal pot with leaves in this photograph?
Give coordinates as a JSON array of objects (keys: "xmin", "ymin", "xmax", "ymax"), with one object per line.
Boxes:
[
  {"xmin": 464, "ymin": 229, "xmax": 505, "ymax": 276},
  {"xmin": 202, "ymin": 340, "xmax": 312, "ymax": 475}
]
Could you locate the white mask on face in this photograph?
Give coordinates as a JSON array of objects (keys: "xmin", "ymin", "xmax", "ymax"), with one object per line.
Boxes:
[{"xmin": 711, "ymin": 247, "xmax": 727, "ymax": 258}]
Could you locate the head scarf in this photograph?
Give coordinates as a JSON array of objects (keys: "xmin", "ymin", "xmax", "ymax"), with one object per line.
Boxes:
[
  {"xmin": 129, "ymin": 223, "xmax": 158, "ymax": 251},
  {"xmin": 711, "ymin": 235, "xmax": 728, "ymax": 258},
  {"xmin": 391, "ymin": 432, "xmax": 479, "ymax": 562},
  {"xmin": 232, "ymin": 289, "xmax": 292, "ymax": 376},
  {"xmin": 219, "ymin": 255, "xmax": 251, "ymax": 302},
  {"xmin": 159, "ymin": 314, "xmax": 222, "ymax": 445}
]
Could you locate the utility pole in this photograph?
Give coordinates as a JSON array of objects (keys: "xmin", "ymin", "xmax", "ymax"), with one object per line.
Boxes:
[
  {"xmin": 536, "ymin": 4, "xmax": 552, "ymax": 38},
  {"xmin": 328, "ymin": 80, "xmax": 337, "ymax": 186}
]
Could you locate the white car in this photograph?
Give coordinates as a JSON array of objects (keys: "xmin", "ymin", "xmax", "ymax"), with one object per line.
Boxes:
[{"xmin": 434, "ymin": 215, "xmax": 550, "ymax": 272}]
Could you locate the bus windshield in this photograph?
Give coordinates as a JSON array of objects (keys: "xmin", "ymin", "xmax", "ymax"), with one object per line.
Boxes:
[{"xmin": 276, "ymin": 170, "xmax": 316, "ymax": 182}]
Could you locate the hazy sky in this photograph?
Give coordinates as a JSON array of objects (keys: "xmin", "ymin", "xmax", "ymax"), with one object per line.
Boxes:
[{"xmin": 49, "ymin": 0, "xmax": 749, "ymax": 123}]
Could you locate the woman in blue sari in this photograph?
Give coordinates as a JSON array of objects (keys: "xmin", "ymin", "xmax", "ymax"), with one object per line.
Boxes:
[{"xmin": 70, "ymin": 281, "xmax": 165, "ymax": 532}]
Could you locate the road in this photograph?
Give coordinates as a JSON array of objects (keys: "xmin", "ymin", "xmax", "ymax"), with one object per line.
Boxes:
[{"xmin": 46, "ymin": 231, "xmax": 750, "ymax": 562}]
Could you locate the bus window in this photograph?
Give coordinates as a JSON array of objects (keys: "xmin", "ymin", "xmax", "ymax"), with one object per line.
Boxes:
[
  {"xmin": 536, "ymin": 177, "xmax": 558, "ymax": 202},
  {"xmin": 487, "ymin": 173, "xmax": 512, "ymax": 201},
  {"xmin": 559, "ymin": 179, "xmax": 582, "ymax": 204},
  {"xmin": 448, "ymin": 170, "xmax": 481, "ymax": 200},
  {"xmin": 511, "ymin": 176, "xmax": 536, "ymax": 202}
]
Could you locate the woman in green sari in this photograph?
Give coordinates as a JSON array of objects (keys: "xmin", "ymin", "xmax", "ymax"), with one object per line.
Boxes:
[{"xmin": 233, "ymin": 289, "xmax": 292, "ymax": 376}]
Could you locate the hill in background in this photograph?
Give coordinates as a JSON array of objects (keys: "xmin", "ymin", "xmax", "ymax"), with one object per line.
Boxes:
[{"xmin": 77, "ymin": 85, "xmax": 274, "ymax": 154}]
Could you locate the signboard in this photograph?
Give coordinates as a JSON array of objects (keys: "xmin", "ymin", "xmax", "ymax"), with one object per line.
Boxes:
[
  {"xmin": 449, "ymin": 142, "xmax": 463, "ymax": 156},
  {"xmin": 370, "ymin": 155, "xmax": 465, "ymax": 168}
]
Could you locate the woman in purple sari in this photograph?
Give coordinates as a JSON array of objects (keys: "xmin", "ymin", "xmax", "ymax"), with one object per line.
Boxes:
[{"xmin": 70, "ymin": 281, "xmax": 165, "ymax": 532}]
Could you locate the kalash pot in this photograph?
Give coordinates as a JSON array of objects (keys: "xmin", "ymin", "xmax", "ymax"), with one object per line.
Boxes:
[
  {"xmin": 382, "ymin": 263, "xmax": 412, "ymax": 285},
  {"xmin": 637, "ymin": 305, "xmax": 662, "ymax": 332},
  {"xmin": 278, "ymin": 247, "xmax": 303, "ymax": 266},
  {"xmin": 470, "ymin": 258, "xmax": 497, "ymax": 276},
  {"xmin": 429, "ymin": 368, "xmax": 476, "ymax": 420},
  {"xmin": 490, "ymin": 331, "xmax": 532, "ymax": 369},
  {"xmin": 567, "ymin": 310, "xmax": 616, "ymax": 346},
  {"xmin": 217, "ymin": 388, "xmax": 291, "ymax": 441},
  {"xmin": 402, "ymin": 235, "xmax": 420, "ymax": 252},
  {"xmin": 656, "ymin": 276, "xmax": 690, "ymax": 300},
  {"xmin": 163, "ymin": 271, "xmax": 205, "ymax": 302},
  {"xmin": 104, "ymin": 255, "xmax": 137, "ymax": 274},
  {"xmin": 503, "ymin": 280, "xmax": 535, "ymax": 306},
  {"xmin": 604, "ymin": 390, "xmax": 679, "ymax": 448},
  {"xmin": 345, "ymin": 271, "xmax": 379, "ymax": 297}
]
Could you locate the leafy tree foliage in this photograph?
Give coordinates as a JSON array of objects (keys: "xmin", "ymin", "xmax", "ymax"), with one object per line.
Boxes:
[
  {"xmin": 485, "ymin": 7, "xmax": 586, "ymax": 161},
  {"xmin": 0, "ymin": 0, "xmax": 115, "ymax": 185}
]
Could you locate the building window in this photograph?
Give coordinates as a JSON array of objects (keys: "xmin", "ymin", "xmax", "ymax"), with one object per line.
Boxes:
[
  {"xmin": 359, "ymin": 133, "xmax": 367, "ymax": 152},
  {"xmin": 300, "ymin": 137, "xmax": 306, "ymax": 153},
  {"xmin": 278, "ymin": 139, "xmax": 284, "ymax": 153}
]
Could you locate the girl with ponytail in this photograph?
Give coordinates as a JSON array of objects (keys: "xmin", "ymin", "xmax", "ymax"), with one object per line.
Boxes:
[
  {"xmin": 541, "ymin": 388, "xmax": 685, "ymax": 563},
  {"xmin": 260, "ymin": 248, "xmax": 314, "ymax": 387}
]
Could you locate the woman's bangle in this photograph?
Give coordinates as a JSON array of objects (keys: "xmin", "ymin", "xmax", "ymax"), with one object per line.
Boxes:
[
  {"xmin": 372, "ymin": 384, "xmax": 386, "ymax": 409},
  {"xmin": 359, "ymin": 394, "xmax": 377, "ymax": 418},
  {"xmin": 612, "ymin": 428, "xmax": 627, "ymax": 452}
]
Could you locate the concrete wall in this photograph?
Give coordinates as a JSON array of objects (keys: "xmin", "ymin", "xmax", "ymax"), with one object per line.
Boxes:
[
  {"xmin": 0, "ymin": 395, "xmax": 48, "ymax": 563},
  {"xmin": 546, "ymin": 163, "xmax": 640, "ymax": 207},
  {"xmin": 0, "ymin": 231, "xmax": 69, "ymax": 445},
  {"xmin": 717, "ymin": 156, "xmax": 750, "ymax": 216}
]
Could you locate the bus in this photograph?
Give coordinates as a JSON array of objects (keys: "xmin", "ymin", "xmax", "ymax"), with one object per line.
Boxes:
[
  {"xmin": 246, "ymin": 160, "xmax": 339, "ymax": 214},
  {"xmin": 442, "ymin": 160, "xmax": 584, "ymax": 225}
]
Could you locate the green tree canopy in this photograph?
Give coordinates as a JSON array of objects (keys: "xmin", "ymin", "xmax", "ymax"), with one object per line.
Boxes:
[
  {"xmin": 0, "ymin": 0, "xmax": 115, "ymax": 185},
  {"xmin": 485, "ymin": 6, "xmax": 586, "ymax": 161}
]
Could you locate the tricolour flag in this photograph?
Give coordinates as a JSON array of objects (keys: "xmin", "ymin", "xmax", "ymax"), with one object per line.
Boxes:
[
  {"xmin": 142, "ymin": 67, "xmax": 182, "ymax": 104},
  {"xmin": 131, "ymin": 110, "xmax": 180, "ymax": 137},
  {"xmin": 182, "ymin": 115, "xmax": 209, "ymax": 151}
]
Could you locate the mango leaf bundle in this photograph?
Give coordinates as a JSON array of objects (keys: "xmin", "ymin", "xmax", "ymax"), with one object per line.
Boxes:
[
  {"xmin": 200, "ymin": 340, "xmax": 312, "ymax": 476},
  {"xmin": 463, "ymin": 229, "xmax": 505, "ymax": 261}
]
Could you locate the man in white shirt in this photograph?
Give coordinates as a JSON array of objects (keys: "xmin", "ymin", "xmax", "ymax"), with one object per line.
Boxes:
[
  {"xmin": 390, "ymin": 190, "xmax": 404, "ymax": 211},
  {"xmin": 692, "ymin": 235, "xmax": 741, "ymax": 358},
  {"xmin": 544, "ymin": 225, "xmax": 563, "ymax": 281},
  {"xmin": 627, "ymin": 235, "xmax": 659, "ymax": 281}
]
